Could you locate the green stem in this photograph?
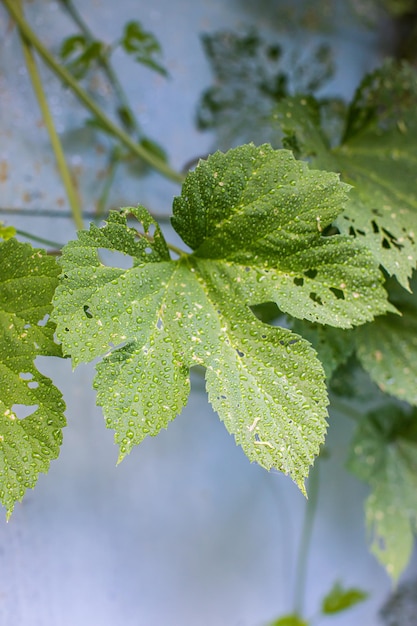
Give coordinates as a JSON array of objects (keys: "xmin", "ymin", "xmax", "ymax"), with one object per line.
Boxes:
[
  {"xmin": 95, "ymin": 151, "xmax": 120, "ymax": 220},
  {"xmin": 57, "ymin": 0, "xmax": 140, "ymax": 136},
  {"xmin": 16, "ymin": 229, "xmax": 64, "ymax": 249},
  {"xmin": 3, "ymin": 0, "xmax": 184, "ymax": 184},
  {"xmin": 136, "ymin": 230, "xmax": 186, "ymax": 258},
  {"xmin": 293, "ymin": 461, "xmax": 321, "ymax": 617},
  {"xmin": 15, "ymin": 0, "xmax": 83, "ymax": 230},
  {"xmin": 167, "ymin": 242, "xmax": 187, "ymax": 257}
]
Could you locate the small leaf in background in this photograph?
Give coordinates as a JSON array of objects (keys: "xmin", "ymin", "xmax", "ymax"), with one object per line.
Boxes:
[
  {"xmin": 268, "ymin": 615, "xmax": 308, "ymax": 626},
  {"xmin": 348, "ymin": 405, "xmax": 417, "ymax": 579},
  {"xmin": 321, "ymin": 581, "xmax": 368, "ymax": 614},
  {"xmin": 274, "ymin": 60, "xmax": 417, "ymax": 289},
  {"xmin": 356, "ymin": 275, "xmax": 417, "ymax": 406},
  {"xmin": 59, "ymin": 34, "xmax": 105, "ymax": 79},
  {"xmin": 0, "ymin": 222, "xmax": 16, "ymax": 241},
  {"xmin": 0, "ymin": 239, "xmax": 66, "ymax": 517},
  {"xmin": 53, "ymin": 145, "xmax": 393, "ymax": 492},
  {"xmin": 120, "ymin": 21, "xmax": 168, "ymax": 76}
]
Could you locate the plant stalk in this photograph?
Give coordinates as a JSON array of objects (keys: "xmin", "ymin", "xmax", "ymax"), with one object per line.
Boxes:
[
  {"xmin": 15, "ymin": 0, "xmax": 84, "ymax": 230},
  {"xmin": 293, "ymin": 461, "xmax": 320, "ymax": 617},
  {"xmin": 3, "ymin": 0, "xmax": 184, "ymax": 184},
  {"xmin": 16, "ymin": 229, "xmax": 64, "ymax": 250},
  {"xmin": 57, "ymin": 0, "xmax": 141, "ymax": 136}
]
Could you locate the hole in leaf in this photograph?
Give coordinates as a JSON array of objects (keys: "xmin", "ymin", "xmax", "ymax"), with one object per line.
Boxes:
[
  {"xmin": 309, "ymin": 292, "xmax": 323, "ymax": 305},
  {"xmin": 28, "ymin": 381, "xmax": 39, "ymax": 389},
  {"xmin": 148, "ymin": 224, "xmax": 156, "ymax": 238},
  {"xmin": 236, "ymin": 349, "xmax": 245, "ymax": 357},
  {"xmin": 156, "ymin": 317, "xmax": 163, "ymax": 330},
  {"xmin": 382, "ymin": 227, "xmax": 404, "ymax": 250},
  {"xmin": 37, "ymin": 314, "xmax": 49, "ymax": 327},
  {"xmin": 304, "ymin": 269, "xmax": 318, "ymax": 279},
  {"xmin": 330, "ymin": 287, "xmax": 345, "ymax": 300},
  {"xmin": 294, "ymin": 277, "xmax": 304, "ymax": 287},
  {"xmin": 250, "ymin": 302, "xmax": 280, "ymax": 324},
  {"xmin": 98, "ymin": 249, "xmax": 133, "ymax": 269},
  {"xmin": 11, "ymin": 404, "xmax": 39, "ymax": 419},
  {"xmin": 19, "ymin": 372, "xmax": 33, "ymax": 380},
  {"xmin": 83, "ymin": 305, "xmax": 93, "ymax": 319},
  {"xmin": 144, "ymin": 247, "xmax": 153, "ymax": 254}
]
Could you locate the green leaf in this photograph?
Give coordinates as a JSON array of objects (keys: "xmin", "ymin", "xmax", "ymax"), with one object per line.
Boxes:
[
  {"xmin": 53, "ymin": 146, "xmax": 391, "ymax": 491},
  {"xmin": 0, "ymin": 239, "xmax": 66, "ymax": 517},
  {"xmin": 0, "ymin": 223, "xmax": 16, "ymax": 241},
  {"xmin": 172, "ymin": 144, "xmax": 392, "ymax": 327},
  {"xmin": 321, "ymin": 582, "xmax": 368, "ymax": 614},
  {"xmin": 274, "ymin": 61, "xmax": 417, "ymax": 288},
  {"xmin": 268, "ymin": 616, "xmax": 308, "ymax": 626},
  {"xmin": 120, "ymin": 21, "xmax": 168, "ymax": 76},
  {"xmin": 348, "ymin": 405, "xmax": 417, "ymax": 579},
  {"xmin": 60, "ymin": 34, "xmax": 105, "ymax": 80},
  {"xmin": 356, "ymin": 277, "xmax": 417, "ymax": 405}
]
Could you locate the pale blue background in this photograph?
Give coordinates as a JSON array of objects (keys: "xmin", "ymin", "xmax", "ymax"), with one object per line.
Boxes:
[{"xmin": 0, "ymin": 1, "xmax": 415, "ymax": 624}]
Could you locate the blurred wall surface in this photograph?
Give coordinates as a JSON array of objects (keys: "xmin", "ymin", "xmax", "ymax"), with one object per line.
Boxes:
[{"xmin": 0, "ymin": 1, "xmax": 415, "ymax": 625}]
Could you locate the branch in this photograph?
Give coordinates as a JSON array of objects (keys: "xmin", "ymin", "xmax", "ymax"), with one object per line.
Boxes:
[
  {"xmin": 2, "ymin": 0, "xmax": 184, "ymax": 184},
  {"xmin": 16, "ymin": 0, "xmax": 83, "ymax": 230}
]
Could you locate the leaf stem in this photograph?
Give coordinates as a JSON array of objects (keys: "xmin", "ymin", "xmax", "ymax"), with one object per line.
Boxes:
[
  {"xmin": 15, "ymin": 0, "xmax": 84, "ymax": 231},
  {"xmin": 136, "ymin": 230, "xmax": 187, "ymax": 258},
  {"xmin": 15, "ymin": 229, "xmax": 64, "ymax": 250},
  {"xmin": 3, "ymin": 0, "xmax": 184, "ymax": 184},
  {"xmin": 293, "ymin": 461, "xmax": 320, "ymax": 617},
  {"xmin": 167, "ymin": 242, "xmax": 187, "ymax": 257},
  {"xmin": 57, "ymin": 0, "xmax": 141, "ymax": 136}
]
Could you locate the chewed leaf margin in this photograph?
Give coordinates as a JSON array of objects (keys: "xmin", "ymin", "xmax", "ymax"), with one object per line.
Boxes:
[{"xmin": 0, "ymin": 238, "xmax": 66, "ymax": 517}]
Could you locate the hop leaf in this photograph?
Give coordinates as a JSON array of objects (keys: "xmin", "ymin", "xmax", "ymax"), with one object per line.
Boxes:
[
  {"xmin": 348, "ymin": 405, "xmax": 417, "ymax": 579},
  {"xmin": 0, "ymin": 239, "xmax": 65, "ymax": 517},
  {"xmin": 356, "ymin": 277, "xmax": 417, "ymax": 405},
  {"xmin": 53, "ymin": 145, "xmax": 391, "ymax": 491},
  {"xmin": 274, "ymin": 61, "xmax": 417, "ymax": 288}
]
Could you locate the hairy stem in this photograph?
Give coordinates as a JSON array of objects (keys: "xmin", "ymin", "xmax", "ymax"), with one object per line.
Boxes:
[
  {"xmin": 15, "ymin": 1, "xmax": 83, "ymax": 230},
  {"xmin": 57, "ymin": 0, "xmax": 141, "ymax": 136},
  {"xmin": 3, "ymin": 0, "xmax": 184, "ymax": 184},
  {"xmin": 293, "ymin": 461, "xmax": 320, "ymax": 617}
]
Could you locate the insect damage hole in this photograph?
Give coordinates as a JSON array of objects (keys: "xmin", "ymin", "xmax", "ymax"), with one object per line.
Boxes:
[{"xmin": 11, "ymin": 404, "xmax": 39, "ymax": 419}]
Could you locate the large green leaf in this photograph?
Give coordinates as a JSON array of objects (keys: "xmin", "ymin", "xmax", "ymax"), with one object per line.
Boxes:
[
  {"xmin": 356, "ymin": 278, "xmax": 417, "ymax": 405},
  {"xmin": 348, "ymin": 405, "xmax": 417, "ymax": 579},
  {"xmin": 274, "ymin": 61, "xmax": 417, "ymax": 288},
  {"xmin": 0, "ymin": 239, "xmax": 65, "ymax": 517},
  {"xmin": 53, "ymin": 145, "xmax": 391, "ymax": 490}
]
